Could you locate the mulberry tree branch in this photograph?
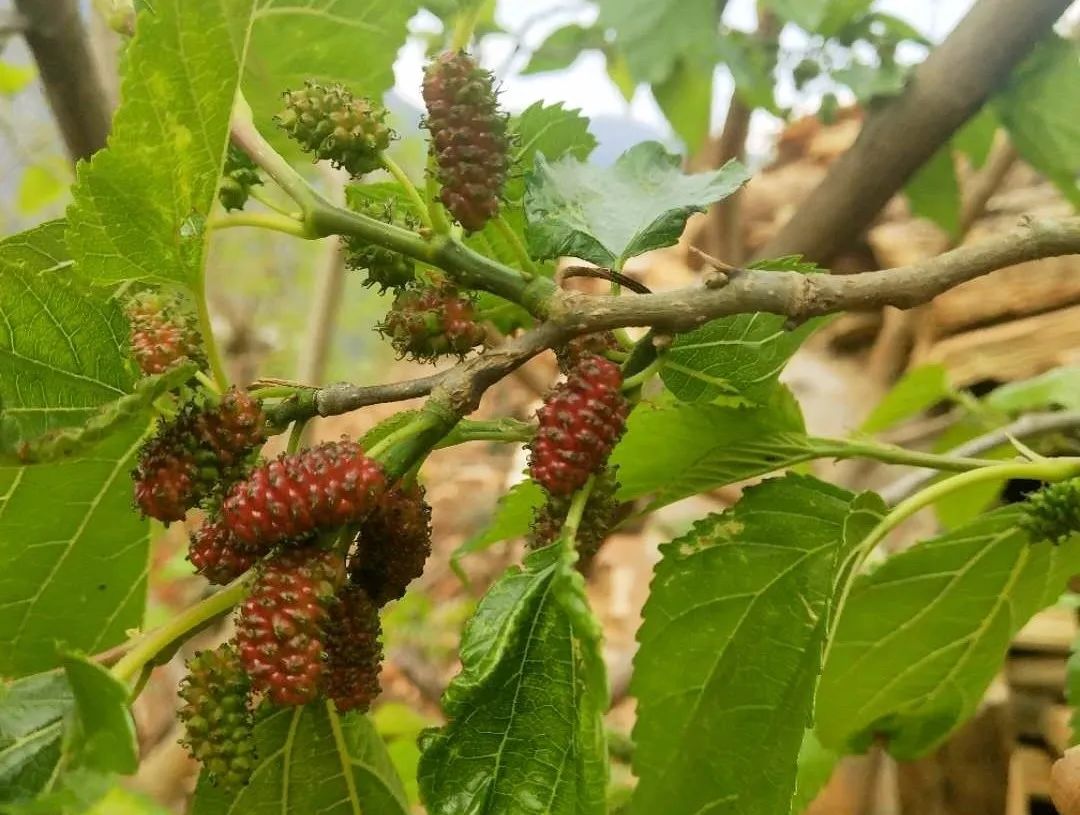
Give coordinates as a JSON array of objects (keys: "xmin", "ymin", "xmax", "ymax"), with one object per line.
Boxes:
[{"xmin": 266, "ymin": 216, "xmax": 1080, "ymax": 427}]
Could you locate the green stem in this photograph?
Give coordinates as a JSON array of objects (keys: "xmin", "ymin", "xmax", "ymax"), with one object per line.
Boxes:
[
  {"xmin": 194, "ymin": 281, "xmax": 230, "ymax": 391},
  {"xmin": 194, "ymin": 369, "xmax": 221, "ymax": 396},
  {"xmin": 231, "ymin": 94, "xmax": 319, "ymax": 213},
  {"xmin": 111, "ymin": 575, "xmax": 252, "ymax": 683},
  {"xmin": 208, "ymin": 211, "xmax": 309, "ymax": 237},
  {"xmin": 812, "ymin": 437, "xmax": 999, "ymax": 473},
  {"xmin": 367, "ymin": 410, "xmax": 445, "ymax": 461},
  {"xmin": 249, "ymin": 384, "xmax": 308, "ymax": 400},
  {"xmin": 492, "ymin": 215, "xmax": 539, "ymax": 278},
  {"xmin": 287, "ymin": 419, "xmax": 308, "ymax": 454},
  {"xmin": 450, "ymin": 3, "xmax": 484, "ymax": 50},
  {"xmin": 381, "ymin": 155, "xmax": 433, "ymax": 230},
  {"xmin": 436, "ymin": 418, "xmax": 534, "ymax": 447},
  {"xmin": 854, "ymin": 457, "xmax": 1080, "ymax": 563},
  {"xmin": 621, "ymin": 356, "xmax": 664, "ymax": 391},
  {"xmin": 563, "ymin": 477, "xmax": 596, "ymax": 548},
  {"xmin": 247, "ymin": 185, "xmax": 298, "ymax": 217},
  {"xmin": 425, "ymin": 158, "xmax": 453, "ymax": 235}
]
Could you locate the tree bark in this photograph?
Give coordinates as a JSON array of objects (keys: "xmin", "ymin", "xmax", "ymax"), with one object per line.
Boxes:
[
  {"xmin": 757, "ymin": 0, "xmax": 1071, "ymax": 264},
  {"xmin": 14, "ymin": 0, "xmax": 112, "ymax": 162}
]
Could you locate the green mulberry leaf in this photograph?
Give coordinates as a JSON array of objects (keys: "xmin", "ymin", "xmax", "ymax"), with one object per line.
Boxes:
[
  {"xmin": 525, "ymin": 141, "xmax": 748, "ymax": 268},
  {"xmin": 630, "ymin": 474, "xmax": 885, "ymax": 814}
]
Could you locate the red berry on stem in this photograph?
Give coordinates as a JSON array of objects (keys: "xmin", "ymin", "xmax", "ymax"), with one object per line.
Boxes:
[
  {"xmin": 188, "ymin": 518, "xmax": 256, "ymax": 585},
  {"xmin": 350, "ymin": 481, "xmax": 432, "ymax": 606},
  {"xmin": 422, "ymin": 51, "xmax": 509, "ymax": 232},
  {"xmin": 132, "ymin": 388, "xmax": 267, "ymax": 523},
  {"xmin": 323, "ymin": 584, "xmax": 383, "ymax": 713},
  {"xmin": 222, "ymin": 439, "xmax": 386, "ymax": 551},
  {"xmin": 528, "ymin": 354, "xmax": 629, "ymax": 496},
  {"xmin": 235, "ymin": 546, "xmax": 343, "ymax": 706}
]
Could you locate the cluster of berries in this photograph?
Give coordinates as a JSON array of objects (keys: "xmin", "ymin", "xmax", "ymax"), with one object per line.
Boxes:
[
  {"xmin": 124, "ymin": 298, "xmax": 432, "ymax": 789},
  {"xmin": 174, "ymin": 441, "xmax": 432, "ymax": 789}
]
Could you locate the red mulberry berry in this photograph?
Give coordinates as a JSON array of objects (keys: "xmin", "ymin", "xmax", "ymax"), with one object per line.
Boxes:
[
  {"xmin": 277, "ymin": 81, "xmax": 392, "ymax": 177},
  {"xmin": 178, "ymin": 645, "xmax": 256, "ymax": 789},
  {"xmin": 422, "ymin": 51, "xmax": 509, "ymax": 231},
  {"xmin": 189, "ymin": 518, "xmax": 255, "ymax": 585},
  {"xmin": 125, "ymin": 290, "xmax": 204, "ymax": 376},
  {"xmin": 349, "ymin": 481, "xmax": 432, "ymax": 606},
  {"xmin": 219, "ymin": 144, "xmax": 262, "ymax": 212},
  {"xmin": 529, "ymin": 469, "xmax": 620, "ymax": 569},
  {"xmin": 235, "ymin": 546, "xmax": 343, "ymax": 706},
  {"xmin": 528, "ymin": 354, "xmax": 629, "ymax": 496},
  {"xmin": 378, "ymin": 283, "xmax": 485, "ymax": 362},
  {"xmin": 222, "ymin": 440, "xmax": 386, "ymax": 551},
  {"xmin": 323, "ymin": 585, "xmax": 383, "ymax": 713},
  {"xmin": 132, "ymin": 389, "xmax": 267, "ymax": 523},
  {"xmin": 132, "ymin": 445, "xmax": 198, "ymax": 522}
]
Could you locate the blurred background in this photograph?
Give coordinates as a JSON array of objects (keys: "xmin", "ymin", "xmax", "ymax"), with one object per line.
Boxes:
[{"xmin": 2, "ymin": 0, "xmax": 1079, "ymax": 812}]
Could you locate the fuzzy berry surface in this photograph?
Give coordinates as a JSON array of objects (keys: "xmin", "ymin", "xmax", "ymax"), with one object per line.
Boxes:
[
  {"xmin": 277, "ymin": 81, "xmax": 391, "ymax": 177},
  {"xmin": 125, "ymin": 290, "xmax": 204, "ymax": 376},
  {"xmin": 529, "ymin": 469, "xmax": 620, "ymax": 567},
  {"xmin": 323, "ymin": 584, "xmax": 383, "ymax": 713},
  {"xmin": 557, "ymin": 332, "xmax": 620, "ymax": 373},
  {"xmin": 189, "ymin": 518, "xmax": 255, "ymax": 585},
  {"xmin": 378, "ymin": 283, "xmax": 485, "ymax": 361},
  {"xmin": 528, "ymin": 354, "xmax": 629, "ymax": 496},
  {"xmin": 1020, "ymin": 478, "xmax": 1080, "ymax": 544},
  {"xmin": 235, "ymin": 546, "xmax": 343, "ymax": 706},
  {"xmin": 344, "ymin": 200, "xmax": 416, "ymax": 291},
  {"xmin": 132, "ymin": 388, "xmax": 267, "ymax": 523},
  {"xmin": 178, "ymin": 645, "xmax": 256, "ymax": 789},
  {"xmin": 222, "ymin": 439, "xmax": 386, "ymax": 550},
  {"xmin": 350, "ymin": 481, "xmax": 432, "ymax": 606},
  {"xmin": 422, "ymin": 51, "xmax": 509, "ymax": 231},
  {"xmin": 219, "ymin": 144, "xmax": 262, "ymax": 211}
]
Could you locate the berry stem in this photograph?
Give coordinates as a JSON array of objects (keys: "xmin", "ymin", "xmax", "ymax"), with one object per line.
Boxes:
[
  {"xmin": 247, "ymin": 185, "xmax": 299, "ymax": 217},
  {"xmin": 810, "ymin": 437, "xmax": 999, "ymax": 473},
  {"xmin": 287, "ymin": 418, "xmax": 308, "ymax": 454},
  {"xmin": 381, "ymin": 154, "xmax": 434, "ymax": 231},
  {"xmin": 492, "ymin": 215, "xmax": 539, "ymax": 278},
  {"xmin": 194, "ymin": 369, "xmax": 222, "ymax": 396},
  {"xmin": 450, "ymin": 3, "xmax": 484, "ymax": 50},
  {"xmin": 621, "ymin": 356, "xmax": 664, "ymax": 391},
  {"xmin": 563, "ymin": 477, "xmax": 596, "ymax": 549},
  {"xmin": 208, "ymin": 211, "xmax": 310, "ymax": 237},
  {"xmin": 111, "ymin": 573, "xmax": 254, "ymax": 684},
  {"xmin": 194, "ymin": 283, "xmax": 230, "ymax": 391},
  {"xmin": 425, "ymin": 157, "xmax": 454, "ymax": 235},
  {"xmin": 230, "ymin": 94, "xmax": 321, "ymax": 216}
]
